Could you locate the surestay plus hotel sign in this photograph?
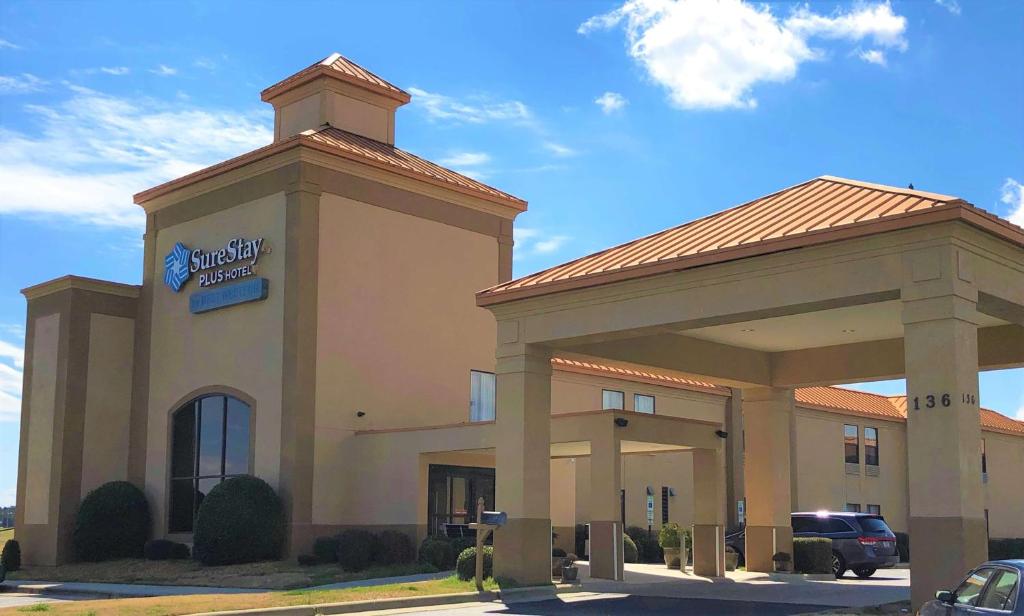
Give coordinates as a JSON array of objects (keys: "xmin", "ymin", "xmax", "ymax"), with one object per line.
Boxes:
[{"xmin": 15, "ymin": 53, "xmax": 1024, "ymax": 607}]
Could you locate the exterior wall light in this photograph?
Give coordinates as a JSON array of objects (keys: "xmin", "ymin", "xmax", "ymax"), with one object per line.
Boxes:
[
  {"xmin": 715, "ymin": 430, "xmax": 728, "ymax": 438},
  {"xmin": 614, "ymin": 417, "xmax": 629, "ymax": 427},
  {"xmin": 356, "ymin": 410, "xmax": 366, "ymax": 417}
]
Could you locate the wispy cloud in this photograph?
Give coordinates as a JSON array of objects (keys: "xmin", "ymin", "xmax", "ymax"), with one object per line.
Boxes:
[
  {"xmin": 101, "ymin": 66, "xmax": 130, "ymax": 76},
  {"xmin": 0, "ymin": 331, "xmax": 24, "ymax": 423},
  {"xmin": 579, "ymin": 0, "xmax": 908, "ymax": 110},
  {"xmin": 0, "ymin": 84, "xmax": 272, "ymax": 227},
  {"xmin": 595, "ymin": 91, "xmax": 628, "ymax": 114},
  {"xmin": 514, "ymin": 227, "xmax": 572, "ymax": 259},
  {"xmin": 439, "ymin": 151, "xmax": 491, "ymax": 167},
  {"xmin": 1001, "ymin": 178, "xmax": 1024, "ymax": 227},
  {"xmin": 934, "ymin": 0, "xmax": 962, "ymax": 16},
  {"xmin": 407, "ymin": 87, "xmax": 531, "ymax": 124},
  {"xmin": 542, "ymin": 142, "xmax": 576, "ymax": 157},
  {"xmin": 858, "ymin": 49, "xmax": 888, "ymax": 66},
  {"xmin": 0, "ymin": 38, "xmax": 21, "ymax": 50},
  {"xmin": 149, "ymin": 64, "xmax": 178, "ymax": 77},
  {"xmin": 194, "ymin": 58, "xmax": 217, "ymax": 71},
  {"xmin": 0, "ymin": 73, "xmax": 46, "ymax": 94}
]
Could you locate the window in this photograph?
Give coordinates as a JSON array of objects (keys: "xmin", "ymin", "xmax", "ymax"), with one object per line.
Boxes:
[
  {"xmin": 864, "ymin": 427, "xmax": 879, "ymax": 466},
  {"xmin": 169, "ymin": 394, "xmax": 251, "ymax": 533},
  {"xmin": 845, "ymin": 503, "xmax": 861, "ymax": 513},
  {"xmin": 661, "ymin": 486, "xmax": 669, "ymax": 524},
  {"xmin": 867, "ymin": 504, "xmax": 881, "ymax": 515},
  {"xmin": 634, "ymin": 394, "xmax": 655, "ymax": 414},
  {"xmin": 979, "ymin": 568, "xmax": 1019, "ymax": 611},
  {"xmin": 844, "ymin": 424, "xmax": 859, "ymax": 464},
  {"xmin": 982, "ymin": 438, "xmax": 987, "ymax": 474},
  {"xmin": 859, "ymin": 516, "xmax": 891, "ymax": 534},
  {"xmin": 469, "ymin": 370, "xmax": 495, "ymax": 422},
  {"xmin": 602, "ymin": 389, "xmax": 624, "ymax": 410},
  {"xmin": 792, "ymin": 516, "xmax": 818, "ymax": 534},
  {"xmin": 822, "ymin": 517, "xmax": 857, "ymax": 533},
  {"xmin": 427, "ymin": 465, "xmax": 494, "ymax": 535},
  {"xmin": 954, "ymin": 568, "xmax": 995, "ymax": 607}
]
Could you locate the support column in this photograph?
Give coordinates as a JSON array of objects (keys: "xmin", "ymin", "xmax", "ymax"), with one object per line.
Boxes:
[
  {"xmin": 589, "ymin": 425, "xmax": 623, "ymax": 580},
  {"xmin": 493, "ymin": 343, "xmax": 552, "ymax": 586},
  {"xmin": 741, "ymin": 387, "xmax": 794, "ymax": 573},
  {"xmin": 903, "ymin": 291, "xmax": 986, "ymax": 608},
  {"xmin": 692, "ymin": 447, "xmax": 726, "ymax": 577}
]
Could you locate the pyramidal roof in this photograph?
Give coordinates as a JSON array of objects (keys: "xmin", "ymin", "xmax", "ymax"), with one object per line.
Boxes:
[
  {"xmin": 478, "ymin": 176, "xmax": 1024, "ymax": 305},
  {"xmin": 261, "ymin": 52, "xmax": 410, "ymax": 104}
]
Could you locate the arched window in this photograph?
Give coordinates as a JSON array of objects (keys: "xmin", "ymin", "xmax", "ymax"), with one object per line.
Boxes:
[{"xmin": 169, "ymin": 394, "xmax": 251, "ymax": 533}]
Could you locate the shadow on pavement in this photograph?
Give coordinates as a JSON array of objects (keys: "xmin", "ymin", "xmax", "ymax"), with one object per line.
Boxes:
[{"xmin": 490, "ymin": 596, "xmax": 831, "ymax": 615}]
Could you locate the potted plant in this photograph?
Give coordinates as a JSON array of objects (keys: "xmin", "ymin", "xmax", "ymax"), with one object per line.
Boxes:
[
  {"xmin": 552, "ymin": 547, "xmax": 567, "ymax": 578},
  {"xmin": 658, "ymin": 523, "xmax": 682, "ymax": 569},
  {"xmin": 772, "ymin": 551, "xmax": 792, "ymax": 573},
  {"xmin": 725, "ymin": 545, "xmax": 739, "ymax": 571},
  {"xmin": 562, "ymin": 553, "xmax": 579, "ymax": 582}
]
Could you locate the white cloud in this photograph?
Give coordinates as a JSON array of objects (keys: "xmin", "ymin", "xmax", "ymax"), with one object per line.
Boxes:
[
  {"xmin": 514, "ymin": 227, "xmax": 572, "ymax": 258},
  {"xmin": 194, "ymin": 58, "xmax": 217, "ymax": 71},
  {"xmin": 534, "ymin": 235, "xmax": 571, "ymax": 254},
  {"xmin": 0, "ymin": 84, "xmax": 272, "ymax": 227},
  {"xmin": 0, "ymin": 331, "xmax": 23, "ymax": 423},
  {"xmin": 1001, "ymin": 178, "xmax": 1024, "ymax": 227},
  {"xmin": 859, "ymin": 49, "xmax": 887, "ymax": 66},
  {"xmin": 0, "ymin": 73, "xmax": 46, "ymax": 94},
  {"xmin": 100, "ymin": 66, "xmax": 130, "ymax": 76},
  {"xmin": 0, "ymin": 38, "xmax": 20, "ymax": 50},
  {"xmin": 439, "ymin": 152, "xmax": 491, "ymax": 167},
  {"xmin": 407, "ymin": 87, "xmax": 531, "ymax": 124},
  {"xmin": 579, "ymin": 0, "xmax": 908, "ymax": 110},
  {"xmin": 594, "ymin": 91, "xmax": 628, "ymax": 114},
  {"xmin": 149, "ymin": 64, "xmax": 178, "ymax": 76},
  {"xmin": 0, "ymin": 340, "xmax": 24, "ymax": 370},
  {"xmin": 935, "ymin": 0, "xmax": 962, "ymax": 16},
  {"xmin": 543, "ymin": 141, "xmax": 576, "ymax": 157}
]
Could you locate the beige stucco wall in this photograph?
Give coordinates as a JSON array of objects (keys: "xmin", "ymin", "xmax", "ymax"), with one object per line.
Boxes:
[
  {"xmin": 145, "ymin": 192, "xmax": 287, "ymax": 535},
  {"xmin": 80, "ymin": 314, "xmax": 135, "ymax": 496},
  {"xmin": 24, "ymin": 313, "xmax": 60, "ymax": 525},
  {"xmin": 312, "ymin": 192, "xmax": 500, "ymax": 524},
  {"xmin": 552, "ymin": 369, "xmax": 728, "ymax": 423},
  {"xmin": 983, "ymin": 431, "xmax": 1024, "ymax": 538}
]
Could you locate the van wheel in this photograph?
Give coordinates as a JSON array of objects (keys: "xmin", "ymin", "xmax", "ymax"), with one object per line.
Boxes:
[
  {"xmin": 853, "ymin": 567, "xmax": 876, "ymax": 579},
  {"xmin": 832, "ymin": 552, "xmax": 847, "ymax": 578}
]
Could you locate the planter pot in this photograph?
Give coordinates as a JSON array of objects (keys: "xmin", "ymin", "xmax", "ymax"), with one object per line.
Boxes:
[
  {"xmin": 773, "ymin": 560, "xmax": 793, "ymax": 573},
  {"xmin": 552, "ymin": 557, "xmax": 565, "ymax": 578},
  {"xmin": 725, "ymin": 552, "xmax": 739, "ymax": 571},
  {"xmin": 662, "ymin": 546, "xmax": 681, "ymax": 569},
  {"xmin": 562, "ymin": 566, "xmax": 579, "ymax": 582}
]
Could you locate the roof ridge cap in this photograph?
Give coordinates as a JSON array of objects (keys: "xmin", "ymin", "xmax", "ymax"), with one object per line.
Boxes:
[
  {"xmin": 321, "ymin": 52, "xmax": 342, "ymax": 66},
  {"xmin": 816, "ymin": 175, "xmax": 961, "ymax": 203}
]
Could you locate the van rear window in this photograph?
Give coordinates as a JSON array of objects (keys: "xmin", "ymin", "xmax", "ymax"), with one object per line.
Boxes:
[{"xmin": 859, "ymin": 516, "xmax": 892, "ymax": 533}]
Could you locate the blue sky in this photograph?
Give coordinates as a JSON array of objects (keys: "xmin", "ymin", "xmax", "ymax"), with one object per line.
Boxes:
[{"xmin": 0, "ymin": 0, "xmax": 1022, "ymax": 507}]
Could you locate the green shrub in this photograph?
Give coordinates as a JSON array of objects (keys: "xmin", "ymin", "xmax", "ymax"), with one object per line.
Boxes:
[
  {"xmin": 456, "ymin": 545, "xmax": 493, "ymax": 581},
  {"xmin": 192, "ymin": 475, "xmax": 285, "ymax": 566},
  {"xmin": 297, "ymin": 554, "xmax": 319, "ymax": 566},
  {"xmin": 1, "ymin": 538, "xmax": 20, "ymax": 571},
  {"xmin": 449, "ymin": 537, "xmax": 475, "ymax": 559},
  {"xmin": 989, "ymin": 538, "xmax": 1024, "ymax": 560},
  {"xmin": 623, "ymin": 533, "xmax": 639, "ymax": 563},
  {"xmin": 73, "ymin": 481, "xmax": 151, "ymax": 561},
  {"xmin": 374, "ymin": 530, "xmax": 415, "ymax": 565},
  {"xmin": 418, "ymin": 536, "xmax": 455, "ymax": 570},
  {"xmin": 143, "ymin": 539, "xmax": 189, "ymax": 560},
  {"xmin": 313, "ymin": 536, "xmax": 340, "ymax": 564},
  {"xmin": 895, "ymin": 532, "xmax": 910, "ymax": 563},
  {"xmin": 658, "ymin": 523, "xmax": 681, "ymax": 548},
  {"xmin": 337, "ymin": 529, "xmax": 376, "ymax": 572},
  {"xmin": 624, "ymin": 526, "xmax": 661, "ymax": 563},
  {"xmin": 793, "ymin": 537, "xmax": 832, "ymax": 573},
  {"xmin": 0, "ymin": 564, "xmax": 5, "ymax": 584}
]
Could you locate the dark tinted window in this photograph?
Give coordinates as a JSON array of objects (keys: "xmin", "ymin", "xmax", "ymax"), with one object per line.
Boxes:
[
  {"xmin": 791, "ymin": 517, "xmax": 819, "ymax": 533},
  {"xmin": 864, "ymin": 427, "xmax": 879, "ymax": 466},
  {"xmin": 844, "ymin": 424, "xmax": 859, "ymax": 464},
  {"xmin": 858, "ymin": 516, "xmax": 892, "ymax": 534},
  {"xmin": 820, "ymin": 518, "xmax": 856, "ymax": 534}
]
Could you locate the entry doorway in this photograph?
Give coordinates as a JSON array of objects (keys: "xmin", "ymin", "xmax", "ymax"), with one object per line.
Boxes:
[{"xmin": 427, "ymin": 464, "xmax": 495, "ymax": 535}]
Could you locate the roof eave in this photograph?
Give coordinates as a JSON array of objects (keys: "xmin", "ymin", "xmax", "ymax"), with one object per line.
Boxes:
[{"xmin": 260, "ymin": 65, "xmax": 411, "ymax": 105}]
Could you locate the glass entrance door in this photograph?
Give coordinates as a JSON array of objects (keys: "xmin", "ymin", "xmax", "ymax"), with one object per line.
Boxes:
[{"xmin": 427, "ymin": 464, "xmax": 496, "ymax": 535}]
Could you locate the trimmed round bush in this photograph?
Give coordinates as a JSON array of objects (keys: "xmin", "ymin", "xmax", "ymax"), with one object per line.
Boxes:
[
  {"xmin": 337, "ymin": 529, "xmax": 376, "ymax": 572},
  {"xmin": 793, "ymin": 537, "xmax": 832, "ymax": 573},
  {"xmin": 73, "ymin": 481, "xmax": 151, "ymax": 561},
  {"xmin": 0, "ymin": 564, "xmax": 5, "ymax": 584},
  {"xmin": 297, "ymin": 554, "xmax": 320, "ymax": 567},
  {"xmin": 418, "ymin": 536, "xmax": 454, "ymax": 570},
  {"xmin": 1, "ymin": 538, "xmax": 21, "ymax": 571},
  {"xmin": 313, "ymin": 536, "xmax": 340, "ymax": 564},
  {"xmin": 374, "ymin": 530, "xmax": 415, "ymax": 565},
  {"xmin": 623, "ymin": 534, "xmax": 639, "ymax": 564},
  {"xmin": 143, "ymin": 539, "xmax": 190, "ymax": 561},
  {"xmin": 193, "ymin": 475, "xmax": 285, "ymax": 566},
  {"xmin": 456, "ymin": 545, "xmax": 493, "ymax": 581}
]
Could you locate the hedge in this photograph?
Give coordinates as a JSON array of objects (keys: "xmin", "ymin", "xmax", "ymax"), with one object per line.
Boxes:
[
  {"xmin": 337, "ymin": 529, "xmax": 377, "ymax": 572},
  {"xmin": 74, "ymin": 481, "xmax": 151, "ymax": 561},
  {"xmin": 456, "ymin": 545, "xmax": 493, "ymax": 581},
  {"xmin": 1, "ymin": 539, "xmax": 20, "ymax": 572},
  {"xmin": 623, "ymin": 533, "xmax": 639, "ymax": 563},
  {"xmin": 418, "ymin": 536, "xmax": 455, "ymax": 570},
  {"xmin": 793, "ymin": 537, "xmax": 832, "ymax": 573},
  {"xmin": 626, "ymin": 526, "xmax": 663, "ymax": 564},
  {"xmin": 989, "ymin": 538, "xmax": 1024, "ymax": 560},
  {"xmin": 374, "ymin": 530, "xmax": 415, "ymax": 565},
  {"xmin": 895, "ymin": 532, "xmax": 910, "ymax": 563},
  {"xmin": 192, "ymin": 475, "xmax": 285, "ymax": 565},
  {"xmin": 143, "ymin": 539, "xmax": 190, "ymax": 560},
  {"xmin": 313, "ymin": 536, "xmax": 340, "ymax": 564}
]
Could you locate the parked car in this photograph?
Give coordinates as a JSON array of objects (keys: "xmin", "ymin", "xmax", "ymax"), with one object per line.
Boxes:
[
  {"xmin": 918, "ymin": 560, "xmax": 1022, "ymax": 615},
  {"xmin": 725, "ymin": 511, "xmax": 899, "ymax": 578}
]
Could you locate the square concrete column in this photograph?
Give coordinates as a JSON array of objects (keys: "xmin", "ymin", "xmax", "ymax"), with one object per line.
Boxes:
[
  {"xmin": 903, "ymin": 292, "xmax": 987, "ymax": 608},
  {"xmin": 589, "ymin": 426, "xmax": 623, "ymax": 580},
  {"xmin": 741, "ymin": 387, "xmax": 795, "ymax": 572},
  {"xmin": 493, "ymin": 343, "xmax": 552, "ymax": 586},
  {"xmin": 692, "ymin": 447, "xmax": 726, "ymax": 577}
]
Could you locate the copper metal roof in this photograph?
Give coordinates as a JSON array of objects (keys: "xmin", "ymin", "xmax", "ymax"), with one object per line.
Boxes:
[
  {"xmin": 479, "ymin": 176, "xmax": 1024, "ymax": 305},
  {"xmin": 262, "ymin": 52, "xmax": 411, "ymax": 104},
  {"xmin": 134, "ymin": 126, "xmax": 526, "ymax": 209}
]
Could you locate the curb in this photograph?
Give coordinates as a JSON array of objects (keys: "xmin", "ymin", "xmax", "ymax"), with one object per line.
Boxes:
[{"xmin": 0, "ymin": 581, "xmax": 263, "ymax": 599}]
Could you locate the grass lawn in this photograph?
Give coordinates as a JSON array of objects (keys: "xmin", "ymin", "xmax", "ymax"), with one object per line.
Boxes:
[
  {"xmin": 0, "ymin": 575, "xmax": 499, "ymax": 616},
  {"xmin": 9, "ymin": 559, "xmax": 440, "ymax": 591},
  {"xmin": 0, "ymin": 528, "xmax": 12, "ymax": 555}
]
